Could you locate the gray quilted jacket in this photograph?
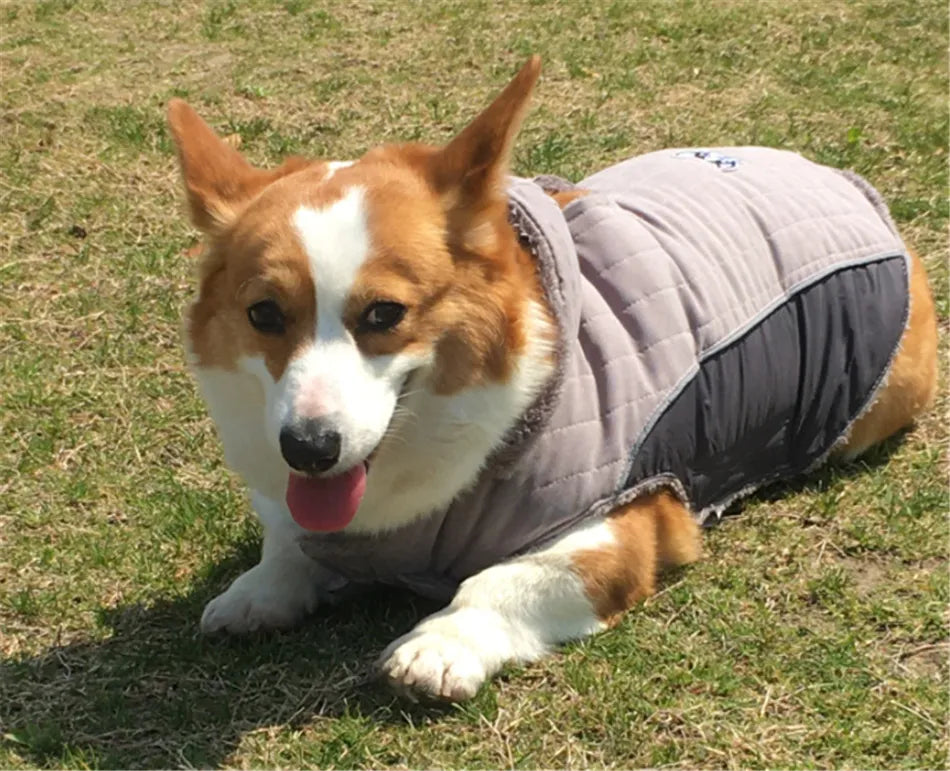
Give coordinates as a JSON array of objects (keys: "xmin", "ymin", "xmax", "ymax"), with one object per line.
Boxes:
[{"xmin": 302, "ymin": 147, "xmax": 910, "ymax": 599}]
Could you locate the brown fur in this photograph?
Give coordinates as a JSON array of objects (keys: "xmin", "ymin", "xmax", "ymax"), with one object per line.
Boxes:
[
  {"xmin": 572, "ymin": 491, "xmax": 701, "ymax": 626},
  {"xmin": 549, "ymin": 189, "xmax": 591, "ymax": 207}
]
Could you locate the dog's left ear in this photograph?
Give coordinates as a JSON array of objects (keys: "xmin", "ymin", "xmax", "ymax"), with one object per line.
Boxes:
[{"xmin": 430, "ymin": 56, "xmax": 541, "ymax": 247}]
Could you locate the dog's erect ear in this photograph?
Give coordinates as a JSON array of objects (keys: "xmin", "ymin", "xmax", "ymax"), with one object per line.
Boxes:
[
  {"xmin": 430, "ymin": 56, "xmax": 540, "ymax": 242},
  {"xmin": 167, "ymin": 99, "xmax": 309, "ymax": 234},
  {"xmin": 166, "ymin": 99, "xmax": 257, "ymax": 233}
]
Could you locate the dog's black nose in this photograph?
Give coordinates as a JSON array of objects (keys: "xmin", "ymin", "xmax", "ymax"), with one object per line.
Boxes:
[{"xmin": 279, "ymin": 420, "xmax": 341, "ymax": 473}]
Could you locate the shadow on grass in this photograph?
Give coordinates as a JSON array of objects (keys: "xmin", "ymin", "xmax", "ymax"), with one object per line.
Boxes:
[
  {"xmin": 714, "ymin": 429, "xmax": 911, "ymax": 521},
  {"xmin": 1, "ymin": 432, "xmax": 912, "ymax": 768},
  {"xmin": 0, "ymin": 540, "xmax": 447, "ymax": 769}
]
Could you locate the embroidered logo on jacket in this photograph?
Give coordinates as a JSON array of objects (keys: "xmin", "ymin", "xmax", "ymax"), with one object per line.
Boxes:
[{"xmin": 674, "ymin": 149, "xmax": 740, "ymax": 171}]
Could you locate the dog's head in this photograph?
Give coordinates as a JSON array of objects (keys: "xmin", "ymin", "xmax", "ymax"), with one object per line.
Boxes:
[{"xmin": 168, "ymin": 57, "xmax": 543, "ymax": 531}]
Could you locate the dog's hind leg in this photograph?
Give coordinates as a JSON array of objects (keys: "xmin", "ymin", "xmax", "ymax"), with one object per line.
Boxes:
[
  {"xmin": 837, "ymin": 250, "xmax": 939, "ymax": 460},
  {"xmin": 570, "ymin": 490, "xmax": 701, "ymax": 627},
  {"xmin": 378, "ymin": 489, "xmax": 700, "ymax": 701}
]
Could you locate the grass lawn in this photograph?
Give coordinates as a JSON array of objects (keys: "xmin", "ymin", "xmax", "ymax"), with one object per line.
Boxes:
[{"xmin": 1, "ymin": 0, "xmax": 947, "ymax": 767}]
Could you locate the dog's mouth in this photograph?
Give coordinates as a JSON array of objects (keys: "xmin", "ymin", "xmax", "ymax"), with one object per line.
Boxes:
[
  {"xmin": 284, "ymin": 374, "xmax": 416, "ymax": 533},
  {"xmin": 285, "ymin": 461, "xmax": 369, "ymax": 533}
]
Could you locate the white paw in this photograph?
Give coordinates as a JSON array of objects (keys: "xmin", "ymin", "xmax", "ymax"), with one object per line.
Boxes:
[
  {"xmin": 200, "ymin": 563, "xmax": 321, "ymax": 634},
  {"xmin": 378, "ymin": 628, "xmax": 488, "ymax": 702}
]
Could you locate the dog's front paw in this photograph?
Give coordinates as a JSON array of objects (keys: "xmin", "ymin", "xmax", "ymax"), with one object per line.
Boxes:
[
  {"xmin": 378, "ymin": 627, "xmax": 487, "ymax": 702},
  {"xmin": 200, "ymin": 562, "xmax": 321, "ymax": 634}
]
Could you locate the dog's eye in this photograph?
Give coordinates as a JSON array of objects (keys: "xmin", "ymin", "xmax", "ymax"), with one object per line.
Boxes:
[
  {"xmin": 358, "ymin": 301, "xmax": 406, "ymax": 333},
  {"xmin": 247, "ymin": 300, "xmax": 286, "ymax": 335}
]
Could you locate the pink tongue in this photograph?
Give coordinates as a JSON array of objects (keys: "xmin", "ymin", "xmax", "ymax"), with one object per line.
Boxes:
[{"xmin": 285, "ymin": 464, "xmax": 367, "ymax": 532}]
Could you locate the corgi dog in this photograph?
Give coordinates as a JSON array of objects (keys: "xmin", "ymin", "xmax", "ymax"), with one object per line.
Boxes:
[{"xmin": 167, "ymin": 56, "xmax": 938, "ymax": 702}]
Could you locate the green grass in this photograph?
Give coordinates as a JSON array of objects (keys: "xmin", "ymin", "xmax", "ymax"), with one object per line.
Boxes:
[{"xmin": 0, "ymin": 0, "xmax": 947, "ymax": 767}]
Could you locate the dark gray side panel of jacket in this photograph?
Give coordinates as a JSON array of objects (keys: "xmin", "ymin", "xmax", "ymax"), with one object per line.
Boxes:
[{"xmin": 626, "ymin": 256, "xmax": 909, "ymax": 518}]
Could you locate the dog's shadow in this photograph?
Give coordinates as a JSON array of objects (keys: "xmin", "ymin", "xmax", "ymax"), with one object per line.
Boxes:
[
  {"xmin": 1, "ymin": 540, "xmax": 446, "ymax": 769},
  {"xmin": 2, "ymin": 434, "xmax": 910, "ymax": 769},
  {"xmin": 724, "ymin": 432, "xmax": 911, "ymax": 511}
]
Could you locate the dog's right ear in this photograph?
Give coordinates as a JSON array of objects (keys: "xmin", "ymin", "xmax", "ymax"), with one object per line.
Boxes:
[
  {"xmin": 167, "ymin": 100, "xmax": 309, "ymax": 235},
  {"xmin": 167, "ymin": 99, "xmax": 258, "ymax": 233}
]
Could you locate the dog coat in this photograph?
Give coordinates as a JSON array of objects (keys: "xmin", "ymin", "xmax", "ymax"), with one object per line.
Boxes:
[{"xmin": 301, "ymin": 147, "xmax": 910, "ymax": 599}]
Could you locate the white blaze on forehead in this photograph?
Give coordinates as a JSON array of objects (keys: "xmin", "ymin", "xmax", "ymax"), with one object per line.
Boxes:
[
  {"xmin": 326, "ymin": 160, "xmax": 353, "ymax": 177},
  {"xmin": 292, "ymin": 185, "xmax": 370, "ymax": 325}
]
